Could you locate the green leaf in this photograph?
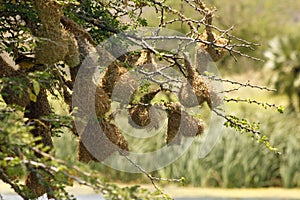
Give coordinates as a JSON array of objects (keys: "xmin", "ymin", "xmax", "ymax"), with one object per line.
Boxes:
[
  {"xmin": 28, "ymin": 88, "xmax": 37, "ymax": 102},
  {"xmin": 277, "ymin": 105, "xmax": 285, "ymax": 113},
  {"xmin": 31, "ymin": 79, "xmax": 40, "ymax": 96},
  {"xmin": 138, "ymin": 18, "xmax": 148, "ymax": 26}
]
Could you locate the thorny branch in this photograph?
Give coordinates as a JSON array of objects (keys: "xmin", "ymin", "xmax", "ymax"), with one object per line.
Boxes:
[
  {"xmin": 77, "ymin": 0, "xmax": 261, "ymax": 62},
  {"xmin": 147, "ymin": 0, "xmax": 262, "ymax": 61},
  {"xmin": 121, "ymin": 152, "xmax": 183, "ymax": 196},
  {"xmin": 212, "ymin": 108, "xmax": 280, "ymax": 155},
  {"xmin": 224, "ymin": 97, "xmax": 284, "ymax": 112},
  {"xmin": 4, "ymin": 156, "xmax": 102, "ymax": 195},
  {"xmin": 212, "ymin": 108, "xmax": 260, "ymax": 137},
  {"xmin": 203, "ymin": 74, "xmax": 277, "ymax": 92}
]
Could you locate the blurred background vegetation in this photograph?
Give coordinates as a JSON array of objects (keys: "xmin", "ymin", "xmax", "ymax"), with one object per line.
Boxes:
[{"xmin": 52, "ymin": 0, "xmax": 300, "ymax": 189}]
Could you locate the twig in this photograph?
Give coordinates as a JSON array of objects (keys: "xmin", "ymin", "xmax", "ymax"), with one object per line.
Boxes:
[
  {"xmin": 4, "ymin": 156, "xmax": 103, "ymax": 193},
  {"xmin": 220, "ymin": 85, "xmax": 244, "ymax": 93},
  {"xmin": 212, "ymin": 108, "xmax": 280, "ymax": 154},
  {"xmin": 224, "ymin": 97, "xmax": 283, "ymax": 111},
  {"xmin": 204, "ymin": 75, "xmax": 277, "ymax": 92},
  {"xmin": 149, "ymin": 0, "xmax": 261, "ymax": 61},
  {"xmin": 120, "ymin": 152, "xmax": 183, "ymax": 196},
  {"xmin": 121, "ymin": 153, "xmax": 162, "ymax": 192},
  {"xmin": 212, "ymin": 108, "xmax": 260, "ymax": 138},
  {"xmin": 29, "ymin": 147, "xmax": 104, "ymax": 186}
]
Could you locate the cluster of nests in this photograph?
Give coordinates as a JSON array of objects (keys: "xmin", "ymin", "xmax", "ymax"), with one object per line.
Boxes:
[
  {"xmin": 77, "ymin": 49, "xmax": 223, "ymax": 163},
  {"xmin": 0, "ymin": 51, "xmax": 216, "ymax": 197},
  {"xmin": 1, "ymin": 0, "xmax": 225, "ymax": 193}
]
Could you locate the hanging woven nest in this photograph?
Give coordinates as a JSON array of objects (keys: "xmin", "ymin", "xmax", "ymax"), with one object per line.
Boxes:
[
  {"xmin": 190, "ymin": 71, "xmax": 212, "ymax": 108},
  {"xmin": 166, "ymin": 103, "xmax": 205, "ymax": 145},
  {"xmin": 110, "ymin": 72, "xmax": 138, "ymax": 105},
  {"xmin": 78, "ymin": 139, "xmax": 98, "ymax": 163},
  {"xmin": 180, "ymin": 113, "xmax": 205, "ymax": 137},
  {"xmin": 199, "ymin": 30, "xmax": 228, "ymax": 62},
  {"xmin": 179, "ymin": 59, "xmax": 212, "ymax": 108},
  {"xmin": 166, "ymin": 103, "xmax": 182, "ymax": 145},
  {"xmin": 128, "ymin": 89, "xmax": 160, "ymax": 128},
  {"xmin": 64, "ymin": 33, "xmax": 80, "ymax": 67},
  {"xmin": 78, "ymin": 118, "xmax": 129, "ymax": 163},
  {"xmin": 178, "ymin": 82, "xmax": 199, "ymax": 108},
  {"xmin": 34, "ymin": 0, "xmax": 67, "ymax": 65},
  {"xmin": 101, "ymin": 119, "xmax": 129, "ymax": 151},
  {"xmin": 129, "ymin": 104, "xmax": 151, "ymax": 128},
  {"xmin": 208, "ymin": 89, "xmax": 223, "ymax": 109},
  {"xmin": 34, "ymin": 0, "xmax": 79, "ymax": 66},
  {"xmin": 101, "ymin": 61, "xmax": 128, "ymax": 97},
  {"xmin": 95, "ymin": 84, "xmax": 111, "ymax": 119}
]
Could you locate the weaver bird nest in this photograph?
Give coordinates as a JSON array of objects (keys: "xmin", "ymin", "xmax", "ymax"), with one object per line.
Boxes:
[{"xmin": 74, "ymin": 45, "xmax": 221, "ymax": 163}]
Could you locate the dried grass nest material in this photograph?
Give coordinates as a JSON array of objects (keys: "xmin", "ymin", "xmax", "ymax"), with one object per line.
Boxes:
[
  {"xmin": 166, "ymin": 103, "xmax": 205, "ymax": 145},
  {"xmin": 101, "ymin": 61, "xmax": 128, "ymax": 97},
  {"xmin": 129, "ymin": 105, "xmax": 151, "ymax": 128},
  {"xmin": 34, "ymin": 0, "xmax": 79, "ymax": 67},
  {"xmin": 128, "ymin": 89, "xmax": 161, "ymax": 128},
  {"xmin": 199, "ymin": 30, "xmax": 228, "ymax": 62},
  {"xmin": 179, "ymin": 66, "xmax": 212, "ymax": 108},
  {"xmin": 134, "ymin": 50, "xmax": 157, "ymax": 72},
  {"xmin": 34, "ymin": 0, "xmax": 66, "ymax": 64},
  {"xmin": 78, "ymin": 118, "xmax": 129, "ymax": 163},
  {"xmin": 95, "ymin": 84, "xmax": 111, "ymax": 119}
]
